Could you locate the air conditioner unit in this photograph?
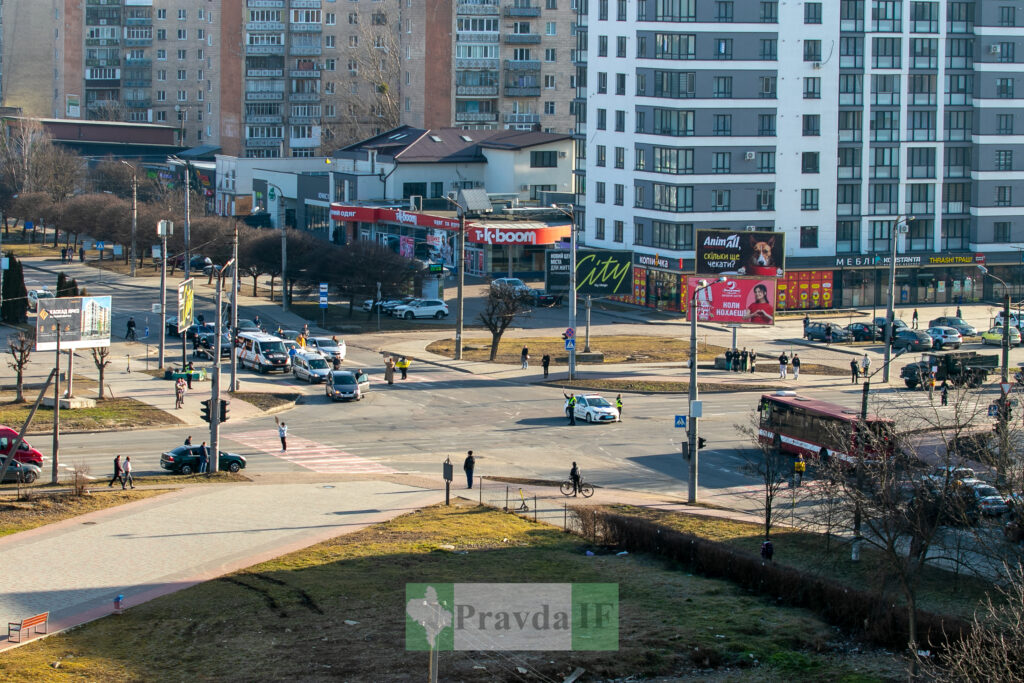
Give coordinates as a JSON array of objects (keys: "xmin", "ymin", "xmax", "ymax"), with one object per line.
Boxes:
[
  {"xmin": 990, "ymin": 44, "xmax": 1002, "ymax": 54},
  {"xmin": 812, "ymin": 61, "xmax": 822, "ymax": 69},
  {"xmin": 559, "ymin": 151, "xmax": 567, "ymax": 158},
  {"xmin": 745, "ymin": 225, "xmax": 757, "ymax": 230},
  {"xmin": 520, "ymin": 185, "xmax": 529, "ymax": 191},
  {"xmin": 744, "ymin": 151, "xmax": 756, "ymax": 161}
]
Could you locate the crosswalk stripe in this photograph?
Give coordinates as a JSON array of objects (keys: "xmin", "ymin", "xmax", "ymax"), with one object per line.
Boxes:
[{"xmin": 227, "ymin": 430, "xmax": 394, "ymax": 474}]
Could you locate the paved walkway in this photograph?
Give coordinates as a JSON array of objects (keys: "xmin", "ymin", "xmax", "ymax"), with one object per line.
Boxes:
[{"xmin": 0, "ymin": 480, "xmax": 439, "ymax": 651}]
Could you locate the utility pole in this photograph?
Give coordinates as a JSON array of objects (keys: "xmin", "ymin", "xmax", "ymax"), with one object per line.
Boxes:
[
  {"xmin": 456, "ymin": 207, "xmax": 465, "ymax": 360},
  {"xmin": 229, "ymin": 220, "xmax": 239, "ymax": 392},
  {"xmin": 157, "ymin": 220, "xmax": 172, "ymax": 368},
  {"xmin": 882, "ymin": 216, "xmax": 911, "ymax": 382},
  {"xmin": 51, "ymin": 326, "xmax": 61, "ymax": 485},
  {"xmin": 569, "ymin": 210, "xmax": 577, "ymax": 380},
  {"xmin": 584, "ymin": 295, "xmax": 592, "ymax": 353},
  {"xmin": 687, "ymin": 278, "xmax": 725, "ymax": 503},
  {"xmin": 281, "ymin": 223, "xmax": 288, "ymax": 312},
  {"xmin": 122, "ymin": 160, "xmax": 138, "ymax": 277},
  {"xmin": 210, "ymin": 258, "xmax": 234, "ymax": 474},
  {"xmin": 183, "ymin": 161, "xmax": 192, "ymax": 280}
]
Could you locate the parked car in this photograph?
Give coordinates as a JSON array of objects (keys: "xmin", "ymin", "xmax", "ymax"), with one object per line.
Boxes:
[
  {"xmin": 564, "ymin": 394, "xmax": 620, "ymax": 423},
  {"xmin": 959, "ymin": 479, "xmax": 1009, "ymax": 518},
  {"xmin": 929, "ymin": 316, "xmax": 977, "ymax": 337},
  {"xmin": 947, "ymin": 433, "xmax": 996, "ymax": 462},
  {"xmin": 235, "ymin": 332, "xmax": 291, "ymax": 373},
  {"xmin": 0, "ymin": 457, "xmax": 40, "ymax": 484},
  {"xmin": 804, "ymin": 322, "xmax": 851, "ymax": 343},
  {"xmin": 27, "ymin": 289, "xmax": 55, "ymax": 312},
  {"xmin": 928, "ymin": 466, "xmax": 977, "ymax": 484},
  {"xmin": 277, "ymin": 329, "xmax": 301, "ymax": 341},
  {"xmin": 193, "ymin": 331, "xmax": 233, "ymax": 358},
  {"xmin": 380, "ymin": 297, "xmax": 417, "ymax": 314},
  {"xmin": 994, "ymin": 311, "xmax": 1023, "ymax": 329},
  {"xmin": 175, "ymin": 254, "xmax": 213, "ymax": 273},
  {"xmin": 392, "ymin": 299, "xmax": 449, "ymax": 320},
  {"xmin": 325, "ymin": 370, "xmax": 363, "ymax": 401},
  {"xmin": 292, "ymin": 351, "xmax": 331, "ymax": 383},
  {"xmin": 491, "ymin": 277, "xmax": 533, "ymax": 297},
  {"xmin": 845, "ymin": 322, "xmax": 882, "ymax": 341},
  {"xmin": 981, "ymin": 326, "xmax": 1022, "ymax": 346},
  {"xmin": 305, "ymin": 336, "xmax": 346, "ymax": 362},
  {"xmin": 892, "ymin": 329, "xmax": 934, "ymax": 351},
  {"xmin": 160, "ymin": 445, "xmax": 246, "ymax": 475},
  {"xmin": 236, "ymin": 319, "xmax": 262, "ymax": 333},
  {"xmin": 0, "ymin": 426, "xmax": 44, "ymax": 467},
  {"xmin": 925, "ymin": 326, "xmax": 963, "ymax": 350},
  {"xmin": 531, "ymin": 289, "xmax": 564, "ymax": 307},
  {"xmin": 873, "ymin": 317, "xmax": 909, "ymax": 334}
]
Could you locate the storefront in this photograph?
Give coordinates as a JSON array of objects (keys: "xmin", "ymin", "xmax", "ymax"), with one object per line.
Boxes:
[
  {"xmin": 832, "ymin": 253, "xmax": 987, "ymax": 308},
  {"xmin": 465, "ymin": 222, "xmax": 570, "ymax": 278},
  {"xmin": 607, "ymin": 253, "xmax": 690, "ymax": 312}
]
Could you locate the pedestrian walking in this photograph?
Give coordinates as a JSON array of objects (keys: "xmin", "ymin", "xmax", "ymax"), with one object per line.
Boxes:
[
  {"xmin": 760, "ymin": 538, "xmax": 774, "ymax": 563},
  {"xmin": 740, "ymin": 348, "xmax": 749, "ymax": 372},
  {"xmin": 175, "ymin": 377, "xmax": 185, "ymax": 409},
  {"xmin": 615, "ymin": 394, "xmax": 623, "ymax": 421},
  {"xmin": 186, "ymin": 361, "xmax": 195, "ymax": 390},
  {"xmin": 253, "ymin": 314, "xmax": 261, "ymax": 330},
  {"xmin": 803, "ymin": 314, "xmax": 810, "ymax": 334},
  {"xmin": 79, "ymin": 245, "xmax": 85, "ymax": 262},
  {"xmin": 941, "ymin": 383, "xmax": 949, "ymax": 406},
  {"xmin": 956, "ymin": 305, "xmax": 962, "ymax": 318},
  {"xmin": 198, "ymin": 441, "xmax": 209, "ymax": 474},
  {"xmin": 850, "ymin": 358, "xmax": 860, "ymax": 384},
  {"xmin": 108, "ymin": 455, "xmax": 123, "ymax": 487},
  {"xmin": 521, "ymin": 346, "xmax": 530, "ymax": 369},
  {"xmin": 463, "ymin": 450, "xmax": 476, "ymax": 489},
  {"xmin": 794, "ymin": 455, "xmax": 806, "ymax": 487},
  {"xmin": 184, "ymin": 435, "xmax": 192, "ymax": 446},
  {"xmin": 569, "ymin": 461, "xmax": 581, "ymax": 496},
  {"xmin": 778, "ymin": 352, "xmax": 788, "ymax": 379},
  {"xmin": 384, "ymin": 356, "xmax": 396, "ymax": 385},
  {"xmin": 749, "ymin": 349, "xmax": 757, "ymax": 373},
  {"xmin": 860, "ymin": 353, "xmax": 871, "ymax": 377},
  {"xmin": 121, "ymin": 456, "xmax": 134, "ymax": 489},
  {"xmin": 724, "ymin": 348, "xmax": 733, "ymax": 371},
  {"xmin": 824, "ymin": 324, "xmax": 833, "ymax": 345},
  {"xmin": 912, "ymin": 308, "xmax": 920, "ymax": 329},
  {"xmin": 302, "ymin": 323, "xmax": 310, "ymax": 338},
  {"xmin": 792, "ymin": 353, "xmax": 801, "ymax": 380},
  {"xmin": 541, "ymin": 354, "xmax": 551, "ymax": 379},
  {"xmin": 276, "ymin": 417, "xmax": 288, "ymax": 452},
  {"xmin": 564, "ymin": 392, "xmax": 577, "ymax": 425},
  {"xmin": 397, "ymin": 356, "xmax": 411, "ymax": 380}
]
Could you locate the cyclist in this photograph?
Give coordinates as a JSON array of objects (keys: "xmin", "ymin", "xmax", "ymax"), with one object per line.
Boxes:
[
  {"xmin": 125, "ymin": 316, "xmax": 137, "ymax": 341},
  {"xmin": 569, "ymin": 461, "xmax": 581, "ymax": 497}
]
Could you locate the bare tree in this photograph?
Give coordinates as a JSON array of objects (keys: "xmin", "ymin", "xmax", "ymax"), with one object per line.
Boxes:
[
  {"xmin": 90, "ymin": 347, "xmax": 112, "ymax": 400},
  {"xmin": 738, "ymin": 414, "xmax": 793, "ymax": 540},
  {"xmin": 88, "ymin": 100, "xmax": 128, "ymax": 122},
  {"xmin": 7, "ymin": 331, "xmax": 34, "ymax": 403},
  {"xmin": 478, "ymin": 285, "xmax": 532, "ymax": 361}
]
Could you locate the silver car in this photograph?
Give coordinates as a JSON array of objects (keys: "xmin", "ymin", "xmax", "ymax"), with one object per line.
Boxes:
[
  {"xmin": 925, "ymin": 326, "xmax": 962, "ymax": 350},
  {"xmin": 306, "ymin": 336, "xmax": 347, "ymax": 362},
  {"xmin": 292, "ymin": 352, "xmax": 330, "ymax": 383}
]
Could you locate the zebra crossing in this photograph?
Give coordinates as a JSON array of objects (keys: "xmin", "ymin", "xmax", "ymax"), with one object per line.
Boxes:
[{"xmin": 227, "ymin": 429, "xmax": 395, "ymax": 474}]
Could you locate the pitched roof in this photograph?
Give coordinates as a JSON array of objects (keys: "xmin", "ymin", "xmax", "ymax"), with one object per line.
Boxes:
[{"xmin": 336, "ymin": 126, "xmax": 570, "ymax": 164}]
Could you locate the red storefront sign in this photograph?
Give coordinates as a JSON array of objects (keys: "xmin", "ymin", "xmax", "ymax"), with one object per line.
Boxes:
[
  {"xmin": 686, "ymin": 277, "xmax": 777, "ymax": 325},
  {"xmin": 329, "ymin": 204, "xmax": 462, "ymax": 230},
  {"xmin": 467, "ymin": 224, "xmax": 570, "ymax": 245}
]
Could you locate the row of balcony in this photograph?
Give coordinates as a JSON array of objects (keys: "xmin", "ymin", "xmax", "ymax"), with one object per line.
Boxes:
[
  {"xmin": 247, "ymin": 0, "xmax": 285, "ymax": 7},
  {"xmin": 505, "ymin": 34, "xmax": 541, "ymax": 44},
  {"xmin": 245, "ymin": 91, "xmax": 322, "ymax": 102},
  {"xmin": 246, "ymin": 21, "xmax": 285, "ymax": 32},
  {"xmin": 86, "ymin": 38, "xmax": 121, "ymax": 46},
  {"xmin": 457, "ymin": 3, "xmax": 499, "ymax": 14},
  {"xmin": 454, "ymin": 112, "xmax": 541, "ymax": 124},
  {"xmin": 835, "ymin": 202, "xmax": 970, "ymax": 217},
  {"xmin": 124, "ymin": 18, "xmax": 152, "ymax": 26},
  {"xmin": 456, "ymin": 85, "xmax": 499, "ymax": 96},
  {"xmin": 248, "ymin": 68, "xmax": 284, "ymax": 78},
  {"xmin": 457, "ymin": 32, "xmax": 499, "ymax": 43},
  {"xmin": 505, "ymin": 6, "xmax": 540, "ymax": 16},
  {"xmin": 86, "ymin": 58, "xmax": 121, "ymax": 67}
]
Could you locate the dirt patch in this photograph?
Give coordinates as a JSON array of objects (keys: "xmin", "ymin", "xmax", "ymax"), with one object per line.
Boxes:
[
  {"xmin": 0, "ymin": 490, "xmax": 166, "ymax": 537},
  {"xmin": 232, "ymin": 392, "xmax": 300, "ymax": 412}
]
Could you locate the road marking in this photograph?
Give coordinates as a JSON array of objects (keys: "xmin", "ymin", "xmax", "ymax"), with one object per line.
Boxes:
[{"xmin": 227, "ymin": 429, "xmax": 395, "ymax": 474}]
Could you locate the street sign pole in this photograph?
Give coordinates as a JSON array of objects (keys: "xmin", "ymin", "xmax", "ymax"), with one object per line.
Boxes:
[{"xmin": 319, "ymin": 282, "xmax": 328, "ymax": 327}]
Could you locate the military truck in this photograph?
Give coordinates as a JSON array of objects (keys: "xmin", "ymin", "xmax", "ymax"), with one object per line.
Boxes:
[{"xmin": 900, "ymin": 351, "xmax": 999, "ymax": 390}]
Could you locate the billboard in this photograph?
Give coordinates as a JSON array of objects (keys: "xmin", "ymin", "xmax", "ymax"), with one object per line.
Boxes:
[
  {"xmin": 178, "ymin": 279, "xmax": 195, "ymax": 333},
  {"xmin": 695, "ymin": 230, "xmax": 785, "ymax": 278},
  {"xmin": 686, "ymin": 278, "xmax": 776, "ymax": 325},
  {"xmin": 545, "ymin": 249, "xmax": 633, "ymax": 296},
  {"xmin": 36, "ymin": 296, "xmax": 112, "ymax": 350}
]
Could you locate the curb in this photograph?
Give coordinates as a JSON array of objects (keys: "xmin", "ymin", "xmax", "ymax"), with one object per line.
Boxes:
[
  {"xmin": 373, "ymin": 348, "xmax": 477, "ymax": 375},
  {"xmin": 785, "ymin": 338, "xmax": 864, "ymax": 357}
]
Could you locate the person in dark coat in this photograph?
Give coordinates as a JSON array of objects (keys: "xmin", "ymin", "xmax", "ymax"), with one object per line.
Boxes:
[
  {"xmin": 541, "ymin": 354, "xmax": 551, "ymax": 379},
  {"xmin": 740, "ymin": 348, "xmax": 749, "ymax": 372},
  {"xmin": 749, "ymin": 349, "xmax": 757, "ymax": 373},
  {"xmin": 724, "ymin": 348, "xmax": 733, "ymax": 371},
  {"xmin": 463, "ymin": 450, "xmax": 476, "ymax": 489},
  {"xmin": 108, "ymin": 455, "xmax": 123, "ymax": 487},
  {"xmin": 850, "ymin": 358, "xmax": 860, "ymax": 384},
  {"xmin": 198, "ymin": 441, "xmax": 209, "ymax": 474},
  {"xmin": 733, "ymin": 349, "xmax": 741, "ymax": 372},
  {"xmin": 570, "ymin": 462, "xmax": 581, "ymax": 496}
]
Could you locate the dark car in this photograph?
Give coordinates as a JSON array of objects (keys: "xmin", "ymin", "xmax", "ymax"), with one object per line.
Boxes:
[
  {"xmin": 166, "ymin": 316, "xmax": 214, "ymax": 341},
  {"xmin": 845, "ymin": 322, "xmax": 882, "ymax": 341},
  {"xmin": 160, "ymin": 445, "xmax": 246, "ymax": 475},
  {"xmin": 0, "ymin": 456, "xmax": 40, "ymax": 484},
  {"xmin": 531, "ymin": 290, "xmax": 564, "ymax": 307},
  {"xmin": 892, "ymin": 329, "xmax": 934, "ymax": 351},
  {"xmin": 235, "ymin": 319, "xmax": 262, "ymax": 333},
  {"xmin": 873, "ymin": 317, "xmax": 909, "ymax": 335},
  {"xmin": 174, "ymin": 255, "xmax": 213, "ymax": 273},
  {"xmin": 929, "ymin": 316, "xmax": 977, "ymax": 337},
  {"xmin": 193, "ymin": 331, "xmax": 233, "ymax": 358},
  {"xmin": 804, "ymin": 322, "xmax": 851, "ymax": 342}
]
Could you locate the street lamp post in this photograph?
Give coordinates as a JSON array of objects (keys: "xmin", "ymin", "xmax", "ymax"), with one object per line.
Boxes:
[
  {"xmin": 550, "ymin": 204, "xmax": 577, "ymax": 379},
  {"xmin": 170, "ymin": 153, "xmax": 192, "ymax": 280},
  {"xmin": 157, "ymin": 220, "xmax": 173, "ymax": 368},
  {"xmin": 120, "ymin": 161, "xmax": 138, "ymax": 277},
  {"xmin": 882, "ymin": 215, "xmax": 913, "ymax": 383},
  {"xmin": 262, "ymin": 182, "xmax": 289, "ymax": 312},
  {"xmin": 688, "ymin": 276, "xmax": 727, "ymax": 504},
  {"xmin": 444, "ymin": 195, "xmax": 467, "ymax": 360},
  {"xmin": 978, "ymin": 265, "xmax": 1012, "ymax": 483},
  {"xmin": 210, "ymin": 257, "xmax": 235, "ymax": 473}
]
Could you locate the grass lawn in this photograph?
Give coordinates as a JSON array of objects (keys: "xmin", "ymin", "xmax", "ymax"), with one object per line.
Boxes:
[
  {"xmin": 0, "ymin": 490, "xmax": 166, "ymax": 537},
  {"xmin": 232, "ymin": 391, "xmax": 299, "ymax": 412},
  {"xmin": 605, "ymin": 505, "xmax": 995, "ymax": 619},
  {"xmin": 545, "ymin": 378, "xmax": 787, "ymax": 394},
  {"xmin": 0, "ymin": 503, "xmax": 901, "ymax": 682},
  {"xmin": 429, "ymin": 335, "xmax": 723, "ymax": 364},
  {"xmin": 0, "ymin": 398, "xmax": 181, "ymax": 434},
  {"xmin": 288, "ymin": 301, "xmax": 479, "ymax": 334}
]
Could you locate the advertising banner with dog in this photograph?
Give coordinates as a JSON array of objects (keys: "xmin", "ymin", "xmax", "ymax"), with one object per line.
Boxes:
[
  {"xmin": 686, "ymin": 278, "xmax": 776, "ymax": 325},
  {"xmin": 695, "ymin": 230, "xmax": 785, "ymax": 278}
]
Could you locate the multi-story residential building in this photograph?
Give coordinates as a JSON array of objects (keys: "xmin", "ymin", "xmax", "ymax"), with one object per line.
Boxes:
[{"xmin": 586, "ymin": 0, "xmax": 1024, "ymax": 312}]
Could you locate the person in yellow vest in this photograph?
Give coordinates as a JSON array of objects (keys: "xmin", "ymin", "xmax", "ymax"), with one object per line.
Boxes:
[
  {"xmin": 396, "ymin": 356, "xmax": 411, "ymax": 380},
  {"xmin": 794, "ymin": 454, "xmax": 807, "ymax": 487},
  {"xmin": 615, "ymin": 394, "xmax": 623, "ymax": 421},
  {"xmin": 297, "ymin": 334, "xmax": 306, "ymax": 348}
]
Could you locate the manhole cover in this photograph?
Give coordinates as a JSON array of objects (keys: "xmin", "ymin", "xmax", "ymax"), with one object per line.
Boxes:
[
  {"xmin": 82, "ymin": 521, "xmax": 97, "ymax": 525},
  {"xmin": 321, "ymin": 485, "xmax": 335, "ymax": 489}
]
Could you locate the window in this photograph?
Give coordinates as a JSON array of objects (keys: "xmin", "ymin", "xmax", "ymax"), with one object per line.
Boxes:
[
  {"xmin": 547, "ymin": 21, "xmax": 557, "ymax": 35},
  {"xmin": 635, "ymin": 147, "xmax": 647, "ymax": 170},
  {"xmin": 999, "ymin": 114, "xmax": 1015, "ymax": 135},
  {"xmin": 997, "ymin": 78, "xmax": 1015, "ymax": 99},
  {"xmin": 651, "ymin": 146, "xmax": 693, "ymax": 173},
  {"xmin": 177, "ymin": 69, "xmax": 186, "ymax": 80},
  {"xmin": 999, "ymin": 42, "xmax": 1016, "ymax": 63},
  {"xmin": 157, "ymin": 9, "xmax": 167, "ymax": 19},
  {"xmin": 800, "ymin": 226, "xmax": 819, "ymax": 248},
  {"xmin": 907, "ymin": 184, "xmax": 935, "ymax": 215},
  {"xmin": 911, "ymin": 1, "xmax": 939, "ymax": 32},
  {"xmin": 547, "ymin": 0, "xmax": 558, "ymax": 8},
  {"xmin": 756, "ymin": 189, "xmax": 774, "ymax": 210},
  {"xmin": 178, "ymin": 9, "xmax": 187, "ymax": 20},
  {"xmin": 654, "ymin": 0, "xmax": 696, "ymax": 22},
  {"xmin": 757, "ymin": 151, "xmax": 775, "ymax": 173},
  {"xmin": 997, "ymin": 186, "xmax": 1013, "ymax": 207},
  {"xmin": 596, "ymin": 108, "xmax": 606, "ymax": 130},
  {"xmin": 598, "ymin": 35, "xmax": 608, "ymax": 56},
  {"xmin": 616, "ymin": 73, "xmax": 626, "ymax": 95},
  {"xmin": 716, "ymin": 1, "xmax": 734, "ymax": 22},
  {"xmin": 943, "ymin": 74, "xmax": 968, "ymax": 105},
  {"xmin": 617, "ymin": 36, "xmax": 627, "ymax": 57},
  {"xmin": 760, "ymin": 1, "xmax": 778, "ymax": 22},
  {"xmin": 530, "ymin": 150, "xmax": 557, "ymax": 167},
  {"xmin": 802, "ymin": 152, "xmax": 819, "ymax": 173},
  {"xmin": 802, "ymin": 114, "xmax": 820, "ymax": 136},
  {"xmin": 325, "ymin": 35, "xmax": 335, "ymax": 47},
  {"xmin": 760, "ymin": 39, "xmax": 777, "ymax": 60},
  {"xmin": 870, "ymin": 183, "xmax": 898, "ymax": 214},
  {"xmin": 157, "ymin": 29, "xmax": 167, "ymax": 41},
  {"xmin": 941, "ymin": 219, "xmax": 967, "ymax": 250},
  {"xmin": 805, "ymin": 2, "xmax": 822, "ymax": 23},
  {"xmin": 870, "ymin": 110, "xmax": 899, "ymax": 142},
  {"xmin": 804, "ymin": 77, "xmax": 820, "ymax": 99},
  {"xmin": 712, "ymin": 152, "xmax": 731, "ymax": 174},
  {"xmin": 613, "ymin": 220, "xmax": 624, "ymax": 243},
  {"xmin": 908, "ymin": 147, "xmax": 935, "ymax": 178},
  {"xmin": 873, "ymin": 37, "xmax": 901, "ymax": 68},
  {"xmin": 157, "ymin": 49, "xmax": 166, "ymax": 60},
  {"xmin": 945, "ymin": 110, "xmax": 973, "ymax": 141},
  {"xmin": 804, "ymin": 40, "xmax": 821, "ymax": 62},
  {"xmin": 545, "ymin": 48, "xmax": 556, "ymax": 61},
  {"xmin": 872, "ymin": 0, "xmax": 901, "ymax": 31},
  {"xmin": 653, "ymin": 33, "xmax": 695, "ymax": 59},
  {"xmin": 872, "ymin": 74, "xmax": 900, "ymax": 105},
  {"xmin": 614, "ymin": 184, "xmax": 624, "ymax": 206},
  {"xmin": 759, "ymin": 76, "xmax": 776, "ymax": 98},
  {"xmin": 995, "ymin": 222, "xmax": 1012, "ymax": 243},
  {"xmin": 599, "ymin": 0, "xmax": 608, "ymax": 20},
  {"xmin": 596, "ymin": 145, "xmax": 606, "ymax": 167},
  {"xmin": 837, "ymin": 220, "xmax": 860, "ymax": 252},
  {"xmin": 652, "ymin": 184, "xmax": 694, "ymax": 212},
  {"xmin": 177, "ymin": 49, "xmax": 187, "ymax": 59},
  {"xmin": 839, "ymin": 74, "xmax": 863, "ymax": 105},
  {"xmin": 711, "ymin": 189, "xmax": 730, "ymax": 211},
  {"xmin": 840, "ymin": 36, "xmax": 864, "ymax": 68},
  {"xmin": 946, "ymin": 37, "xmax": 973, "ymax": 68},
  {"xmin": 715, "ymin": 39, "xmax": 732, "ymax": 60},
  {"xmin": 906, "ymin": 218, "xmax": 934, "ymax": 251},
  {"xmin": 653, "ymin": 71, "xmax": 694, "ymax": 98},
  {"xmin": 870, "ymin": 221, "xmax": 892, "ymax": 252},
  {"xmin": 909, "ymin": 110, "xmax": 936, "ymax": 141},
  {"xmin": 177, "ymin": 29, "xmax": 187, "ymax": 40},
  {"xmin": 596, "ymin": 182, "xmax": 606, "ymax": 203},
  {"xmin": 996, "ymin": 150, "xmax": 1014, "ymax": 172},
  {"xmin": 1000, "ymin": 6, "xmax": 1016, "ymax": 27},
  {"xmin": 597, "ymin": 72, "xmax": 607, "ymax": 94},
  {"xmin": 801, "ymin": 189, "xmax": 819, "ymax": 210},
  {"xmin": 758, "ymin": 114, "xmax": 776, "ymax": 136},
  {"xmin": 652, "ymin": 108, "xmax": 694, "ymax": 136},
  {"xmin": 943, "ymin": 181, "xmax": 970, "ymax": 212},
  {"xmin": 838, "ymin": 184, "xmax": 862, "ymax": 216},
  {"xmin": 648, "ymin": 221, "xmax": 693, "ymax": 249},
  {"xmin": 326, "ymin": 12, "xmax": 336, "ymax": 25},
  {"xmin": 713, "ymin": 114, "xmax": 731, "ymax": 136},
  {"xmin": 595, "ymin": 218, "xmax": 606, "ymax": 240},
  {"xmin": 712, "ymin": 76, "xmax": 732, "ymax": 98},
  {"xmin": 615, "ymin": 110, "xmax": 626, "ymax": 132},
  {"xmin": 544, "ymin": 74, "xmax": 556, "ymax": 89},
  {"xmin": 910, "ymin": 37, "xmax": 938, "ymax": 68},
  {"xmin": 614, "ymin": 147, "xmax": 625, "ymax": 169}
]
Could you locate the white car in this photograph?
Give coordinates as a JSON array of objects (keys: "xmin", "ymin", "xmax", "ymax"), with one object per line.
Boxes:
[
  {"xmin": 27, "ymin": 289, "xmax": 55, "ymax": 312},
  {"xmin": 392, "ymin": 299, "xmax": 449, "ymax": 320},
  {"xmin": 995, "ymin": 311, "xmax": 1024, "ymax": 329},
  {"xmin": 292, "ymin": 351, "xmax": 331, "ymax": 383},
  {"xmin": 305, "ymin": 336, "xmax": 346, "ymax": 363},
  {"xmin": 564, "ymin": 394, "xmax": 620, "ymax": 423},
  {"xmin": 491, "ymin": 277, "xmax": 533, "ymax": 297},
  {"xmin": 925, "ymin": 326, "xmax": 962, "ymax": 350}
]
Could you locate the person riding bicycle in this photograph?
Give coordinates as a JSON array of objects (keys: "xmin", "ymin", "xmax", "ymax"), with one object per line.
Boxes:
[
  {"xmin": 126, "ymin": 316, "xmax": 137, "ymax": 341},
  {"xmin": 570, "ymin": 461, "xmax": 581, "ymax": 497}
]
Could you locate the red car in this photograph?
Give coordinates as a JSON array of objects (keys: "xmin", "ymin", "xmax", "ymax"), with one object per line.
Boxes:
[{"xmin": 0, "ymin": 426, "xmax": 44, "ymax": 467}]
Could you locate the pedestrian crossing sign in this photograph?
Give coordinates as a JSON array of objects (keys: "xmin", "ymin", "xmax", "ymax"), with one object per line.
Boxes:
[
  {"xmin": 565, "ymin": 338, "xmax": 576, "ymax": 350},
  {"xmin": 675, "ymin": 415, "xmax": 687, "ymax": 428}
]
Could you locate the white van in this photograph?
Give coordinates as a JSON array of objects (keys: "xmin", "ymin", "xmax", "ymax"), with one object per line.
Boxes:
[{"xmin": 235, "ymin": 332, "xmax": 291, "ymax": 374}]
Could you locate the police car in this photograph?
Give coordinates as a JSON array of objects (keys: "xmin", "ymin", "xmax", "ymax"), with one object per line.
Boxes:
[{"xmin": 564, "ymin": 394, "xmax": 620, "ymax": 423}]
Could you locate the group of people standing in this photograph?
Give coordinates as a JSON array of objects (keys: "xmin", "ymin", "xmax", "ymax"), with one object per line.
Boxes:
[
  {"xmin": 850, "ymin": 354, "xmax": 872, "ymax": 384},
  {"xmin": 777, "ymin": 352, "xmax": 801, "ymax": 380},
  {"xmin": 383, "ymin": 356, "xmax": 411, "ymax": 384},
  {"xmin": 724, "ymin": 348, "xmax": 757, "ymax": 373},
  {"xmin": 60, "ymin": 246, "xmax": 86, "ymax": 263}
]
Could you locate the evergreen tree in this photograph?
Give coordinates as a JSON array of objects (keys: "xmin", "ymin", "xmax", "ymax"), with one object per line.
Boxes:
[
  {"xmin": 56, "ymin": 271, "xmax": 68, "ymax": 297},
  {"xmin": 68, "ymin": 278, "xmax": 80, "ymax": 297},
  {"xmin": 1, "ymin": 255, "xmax": 27, "ymax": 323}
]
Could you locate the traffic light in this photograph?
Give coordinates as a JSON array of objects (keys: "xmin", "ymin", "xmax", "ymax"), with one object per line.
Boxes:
[
  {"xmin": 220, "ymin": 399, "xmax": 230, "ymax": 423},
  {"xmin": 698, "ymin": 437, "xmax": 707, "ymax": 450}
]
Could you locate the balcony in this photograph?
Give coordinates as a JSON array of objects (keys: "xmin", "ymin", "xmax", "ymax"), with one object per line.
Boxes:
[
  {"xmin": 289, "ymin": 68, "xmax": 321, "ymax": 78},
  {"xmin": 837, "ymin": 203, "xmax": 861, "ymax": 216},
  {"xmin": 290, "ymin": 22, "xmax": 322, "ymax": 32},
  {"xmin": 287, "ymin": 116, "xmax": 319, "ymax": 125},
  {"xmin": 289, "ymin": 45, "xmax": 323, "ymax": 56},
  {"xmin": 458, "ymin": 0, "xmax": 499, "ymax": 14},
  {"xmin": 86, "ymin": 38, "xmax": 121, "ymax": 47},
  {"xmin": 289, "ymin": 0, "xmax": 322, "ymax": 7},
  {"xmin": 456, "ymin": 85, "xmax": 499, "ymax": 96},
  {"xmin": 504, "ymin": 112, "xmax": 540, "ymax": 124},
  {"xmin": 124, "ymin": 57, "xmax": 150, "ymax": 66},
  {"xmin": 247, "ymin": 68, "xmax": 284, "ymax": 77},
  {"xmin": 504, "ymin": 86, "xmax": 540, "ymax": 97},
  {"xmin": 124, "ymin": 38, "xmax": 153, "ymax": 47},
  {"xmin": 124, "ymin": 99, "xmax": 152, "ymax": 109},
  {"xmin": 455, "ymin": 111, "xmax": 498, "ymax": 122},
  {"xmin": 123, "ymin": 79, "xmax": 151, "ymax": 87},
  {"xmin": 456, "ymin": 58, "xmax": 500, "ymax": 69},
  {"xmin": 246, "ymin": 21, "xmax": 286, "ymax": 31},
  {"xmin": 289, "ymin": 92, "xmax": 321, "ymax": 102},
  {"xmin": 86, "ymin": 0, "xmax": 122, "ymax": 4},
  {"xmin": 504, "ymin": 33, "xmax": 541, "ymax": 44},
  {"xmin": 86, "ymin": 58, "xmax": 122, "ymax": 67},
  {"xmin": 457, "ymin": 32, "xmax": 499, "ymax": 42},
  {"xmin": 246, "ymin": 91, "xmax": 285, "ymax": 101},
  {"xmin": 248, "ymin": 0, "xmax": 285, "ymax": 5},
  {"xmin": 247, "ymin": 44, "xmax": 286, "ymax": 55},
  {"xmin": 504, "ymin": 59, "xmax": 540, "ymax": 71},
  {"xmin": 943, "ymin": 201, "xmax": 968, "ymax": 214},
  {"xmin": 246, "ymin": 138, "xmax": 284, "ymax": 147},
  {"xmin": 125, "ymin": 18, "xmax": 152, "ymax": 26},
  {"xmin": 246, "ymin": 115, "xmax": 283, "ymax": 124},
  {"xmin": 505, "ymin": 6, "xmax": 540, "ymax": 16}
]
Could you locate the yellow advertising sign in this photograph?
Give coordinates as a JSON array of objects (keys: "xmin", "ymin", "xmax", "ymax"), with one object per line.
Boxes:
[{"xmin": 177, "ymin": 278, "xmax": 195, "ymax": 333}]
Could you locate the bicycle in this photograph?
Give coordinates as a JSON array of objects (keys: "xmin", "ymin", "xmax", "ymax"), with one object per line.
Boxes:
[
  {"xmin": 125, "ymin": 329, "xmax": 137, "ymax": 342},
  {"xmin": 560, "ymin": 479, "xmax": 594, "ymax": 498}
]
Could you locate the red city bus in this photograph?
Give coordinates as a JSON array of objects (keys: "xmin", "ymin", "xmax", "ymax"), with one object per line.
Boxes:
[{"xmin": 757, "ymin": 392, "xmax": 896, "ymax": 465}]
